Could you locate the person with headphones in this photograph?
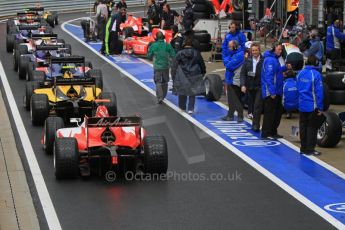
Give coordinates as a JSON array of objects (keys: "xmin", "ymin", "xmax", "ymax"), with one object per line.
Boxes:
[
  {"xmin": 261, "ymin": 43, "xmax": 291, "ymax": 139},
  {"xmin": 147, "ymin": 31, "xmax": 176, "ymax": 104},
  {"xmin": 221, "ymin": 40, "xmax": 245, "ymax": 122},
  {"xmin": 303, "ymin": 29, "xmax": 324, "ymax": 72},
  {"xmin": 326, "ymin": 19, "xmax": 345, "ymax": 70},
  {"xmin": 222, "ymin": 21, "xmax": 247, "ymax": 57},
  {"xmin": 296, "ymin": 55, "xmax": 325, "ymax": 155}
]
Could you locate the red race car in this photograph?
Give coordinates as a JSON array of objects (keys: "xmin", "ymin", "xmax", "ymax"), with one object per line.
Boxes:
[
  {"xmin": 120, "ymin": 14, "xmax": 148, "ymax": 38},
  {"xmin": 42, "ymin": 106, "xmax": 168, "ymax": 179},
  {"xmin": 123, "ymin": 28, "xmax": 173, "ymax": 56}
]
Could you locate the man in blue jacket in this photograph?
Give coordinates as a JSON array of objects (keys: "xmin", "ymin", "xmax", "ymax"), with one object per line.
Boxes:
[
  {"xmin": 222, "ymin": 22, "xmax": 246, "ymax": 57},
  {"xmin": 261, "ymin": 43, "xmax": 290, "ymax": 139},
  {"xmin": 326, "ymin": 19, "xmax": 345, "ymax": 69},
  {"xmin": 296, "ymin": 55, "xmax": 324, "ymax": 155},
  {"xmin": 221, "ymin": 40, "xmax": 245, "ymax": 122},
  {"xmin": 304, "ymin": 29, "xmax": 324, "ymax": 72}
]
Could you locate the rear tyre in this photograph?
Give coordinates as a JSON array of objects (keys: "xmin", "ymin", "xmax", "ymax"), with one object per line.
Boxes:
[
  {"xmin": 18, "ymin": 56, "xmax": 30, "ymax": 80},
  {"xmin": 329, "ymin": 90, "xmax": 345, "ymax": 105},
  {"xmin": 54, "ymin": 138, "xmax": 79, "ymax": 179},
  {"xmin": 204, "ymin": 74, "xmax": 223, "ymax": 101},
  {"xmin": 30, "ymin": 94, "xmax": 49, "ymax": 126},
  {"xmin": 6, "ymin": 34, "xmax": 15, "ymax": 53},
  {"xmin": 143, "ymin": 135, "xmax": 168, "ymax": 174},
  {"xmin": 317, "ymin": 111, "xmax": 342, "ymax": 148},
  {"xmin": 44, "ymin": 117, "xmax": 64, "ymax": 154},
  {"xmin": 24, "ymin": 81, "xmax": 40, "ymax": 110}
]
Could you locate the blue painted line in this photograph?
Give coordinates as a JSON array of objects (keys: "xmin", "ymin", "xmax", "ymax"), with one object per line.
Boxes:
[{"xmin": 64, "ymin": 23, "xmax": 345, "ymax": 224}]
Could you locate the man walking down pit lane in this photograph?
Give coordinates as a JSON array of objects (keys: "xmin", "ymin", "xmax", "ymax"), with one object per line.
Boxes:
[
  {"xmin": 261, "ymin": 43, "xmax": 291, "ymax": 139},
  {"xmin": 147, "ymin": 31, "xmax": 176, "ymax": 104},
  {"xmin": 173, "ymin": 36, "xmax": 206, "ymax": 114},
  {"xmin": 221, "ymin": 40, "xmax": 245, "ymax": 122},
  {"xmin": 296, "ymin": 55, "xmax": 325, "ymax": 156}
]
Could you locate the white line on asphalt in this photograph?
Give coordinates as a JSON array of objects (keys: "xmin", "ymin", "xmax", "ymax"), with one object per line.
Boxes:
[
  {"xmin": 0, "ymin": 62, "xmax": 62, "ymax": 230},
  {"xmin": 61, "ymin": 19, "xmax": 345, "ymax": 229}
]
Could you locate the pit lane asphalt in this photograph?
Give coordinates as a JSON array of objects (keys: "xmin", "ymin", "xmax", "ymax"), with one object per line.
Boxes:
[{"xmin": 0, "ymin": 11, "xmax": 336, "ymax": 230}]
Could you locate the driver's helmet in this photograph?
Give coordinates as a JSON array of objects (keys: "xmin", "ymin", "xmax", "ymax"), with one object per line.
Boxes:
[
  {"xmin": 21, "ymin": 30, "xmax": 29, "ymax": 37},
  {"xmin": 36, "ymin": 50, "xmax": 46, "ymax": 59},
  {"xmin": 95, "ymin": 105, "xmax": 109, "ymax": 118}
]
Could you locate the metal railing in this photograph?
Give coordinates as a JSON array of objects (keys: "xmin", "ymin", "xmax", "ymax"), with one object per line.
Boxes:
[{"xmin": 0, "ymin": 0, "xmax": 146, "ymax": 18}]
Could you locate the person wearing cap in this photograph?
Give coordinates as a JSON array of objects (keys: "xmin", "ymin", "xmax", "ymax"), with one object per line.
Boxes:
[
  {"xmin": 303, "ymin": 29, "xmax": 324, "ymax": 72},
  {"xmin": 147, "ymin": 31, "xmax": 176, "ymax": 104},
  {"xmin": 100, "ymin": 7, "xmax": 126, "ymax": 55}
]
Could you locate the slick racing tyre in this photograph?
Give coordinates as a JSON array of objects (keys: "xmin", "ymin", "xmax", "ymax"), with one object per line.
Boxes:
[
  {"xmin": 329, "ymin": 90, "xmax": 345, "ymax": 105},
  {"xmin": 194, "ymin": 32, "xmax": 211, "ymax": 44},
  {"xmin": 143, "ymin": 135, "xmax": 168, "ymax": 174},
  {"xmin": 30, "ymin": 94, "xmax": 49, "ymax": 126},
  {"xmin": 192, "ymin": 3, "xmax": 208, "ymax": 12},
  {"xmin": 325, "ymin": 72, "xmax": 345, "ymax": 90},
  {"xmin": 6, "ymin": 34, "xmax": 15, "ymax": 53},
  {"xmin": 24, "ymin": 81, "xmax": 40, "ymax": 110},
  {"xmin": 317, "ymin": 111, "xmax": 342, "ymax": 148},
  {"xmin": 44, "ymin": 117, "xmax": 64, "ymax": 154},
  {"xmin": 18, "ymin": 56, "xmax": 30, "ymax": 80},
  {"xmin": 193, "ymin": 12, "xmax": 210, "ymax": 21},
  {"xmin": 199, "ymin": 42, "xmax": 212, "ymax": 52},
  {"xmin": 204, "ymin": 74, "xmax": 223, "ymax": 101},
  {"xmin": 100, "ymin": 92, "xmax": 117, "ymax": 116},
  {"xmin": 54, "ymin": 138, "xmax": 79, "ymax": 179}
]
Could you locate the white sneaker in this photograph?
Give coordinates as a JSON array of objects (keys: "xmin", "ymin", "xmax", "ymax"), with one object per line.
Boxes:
[{"xmin": 188, "ymin": 110, "xmax": 194, "ymax": 114}]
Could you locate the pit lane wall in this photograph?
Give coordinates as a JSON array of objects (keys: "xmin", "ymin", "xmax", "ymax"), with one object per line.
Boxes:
[{"xmin": 0, "ymin": 0, "xmax": 147, "ymax": 18}]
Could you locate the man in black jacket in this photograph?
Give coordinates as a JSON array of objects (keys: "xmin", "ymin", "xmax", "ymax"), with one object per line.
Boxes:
[
  {"xmin": 147, "ymin": 0, "xmax": 160, "ymax": 31},
  {"xmin": 240, "ymin": 43, "xmax": 264, "ymax": 132}
]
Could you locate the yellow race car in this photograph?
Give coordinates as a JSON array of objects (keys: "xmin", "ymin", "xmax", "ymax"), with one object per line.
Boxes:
[
  {"xmin": 24, "ymin": 57, "xmax": 116, "ymax": 126},
  {"xmin": 24, "ymin": 7, "xmax": 58, "ymax": 27}
]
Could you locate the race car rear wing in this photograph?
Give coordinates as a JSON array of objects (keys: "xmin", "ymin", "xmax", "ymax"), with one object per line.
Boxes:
[
  {"xmin": 36, "ymin": 45, "xmax": 64, "ymax": 51},
  {"xmin": 55, "ymin": 77, "xmax": 95, "ymax": 86},
  {"xmin": 86, "ymin": 117, "xmax": 142, "ymax": 128},
  {"xmin": 24, "ymin": 7, "xmax": 44, "ymax": 12},
  {"xmin": 18, "ymin": 25, "xmax": 40, "ymax": 31},
  {"xmin": 50, "ymin": 56, "xmax": 85, "ymax": 64},
  {"xmin": 31, "ymin": 33, "xmax": 58, "ymax": 39},
  {"xmin": 17, "ymin": 11, "xmax": 38, "ymax": 16}
]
